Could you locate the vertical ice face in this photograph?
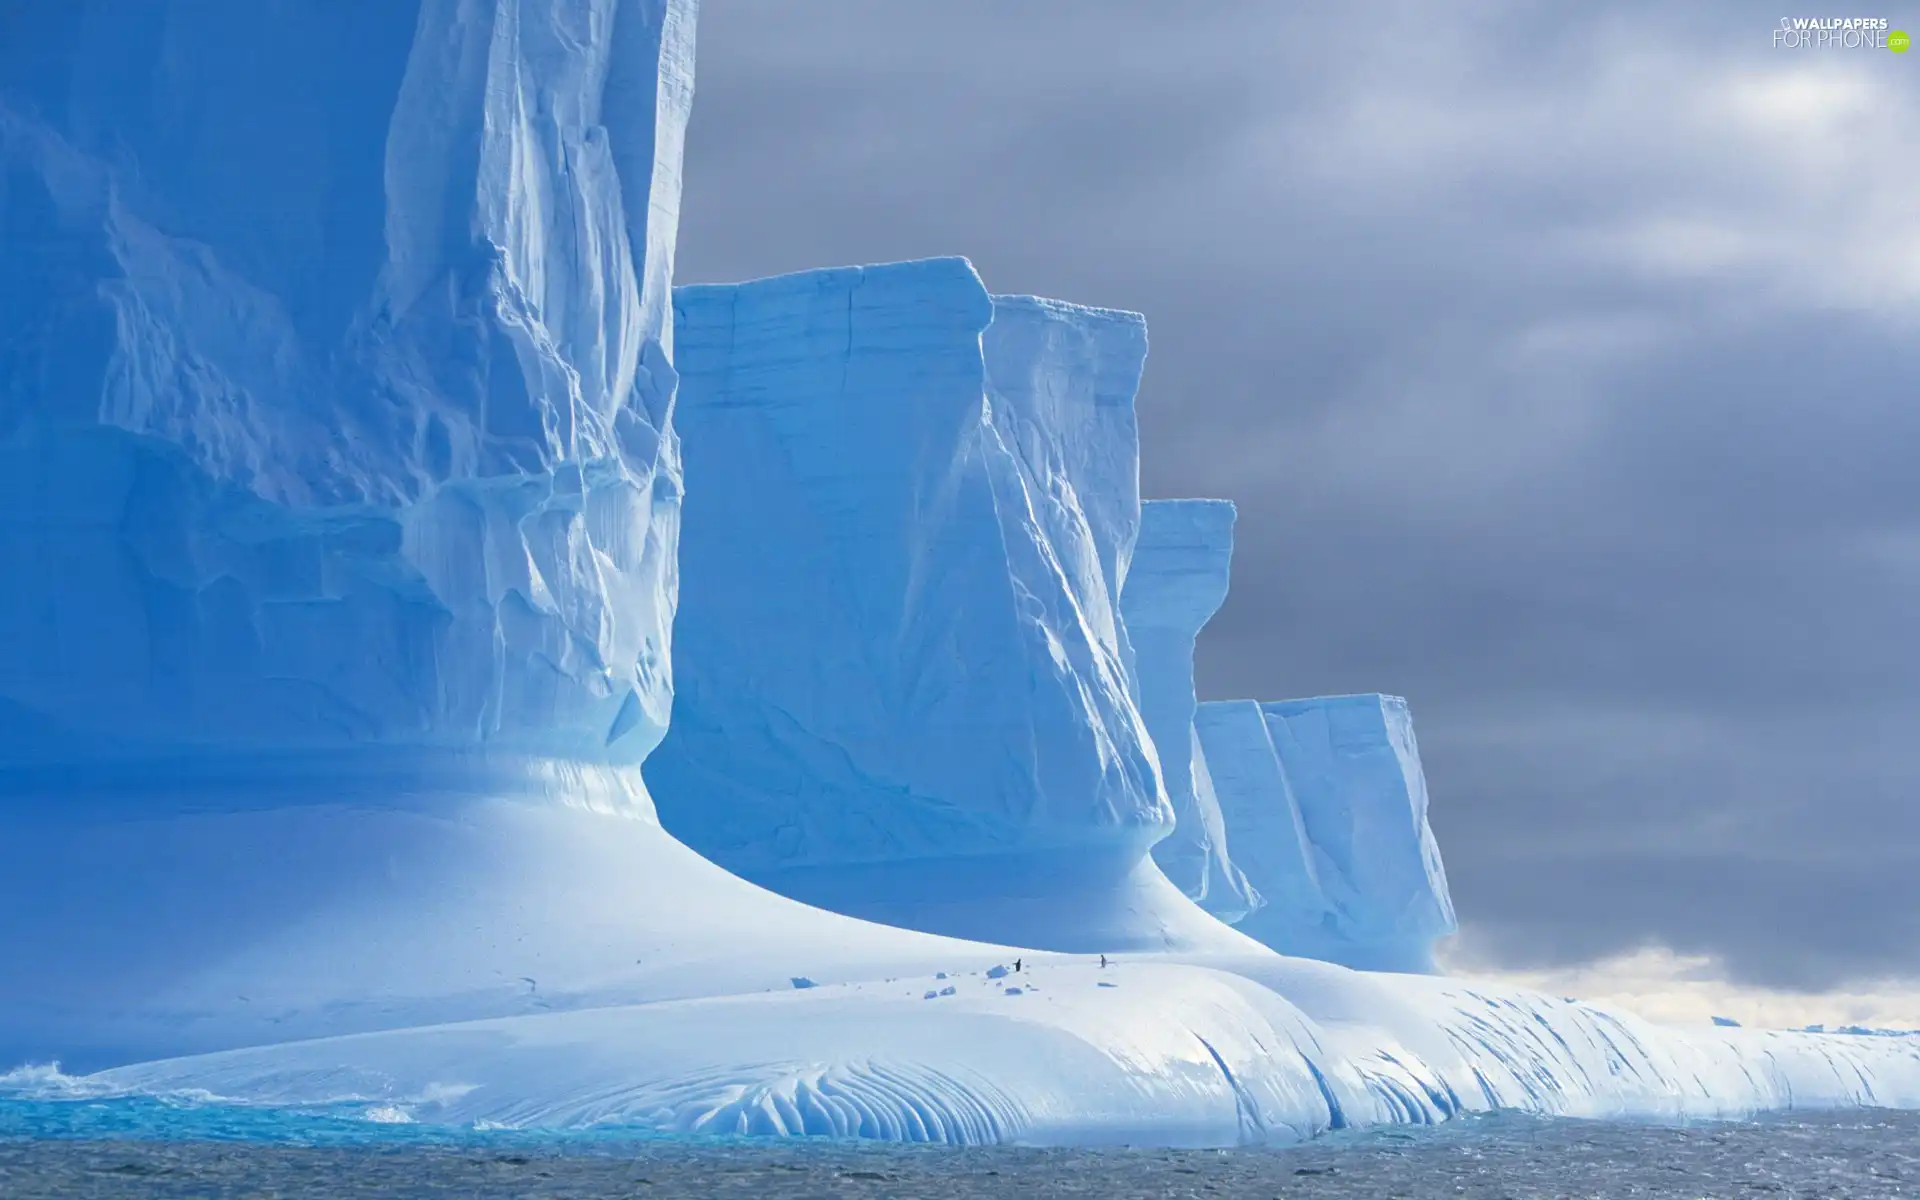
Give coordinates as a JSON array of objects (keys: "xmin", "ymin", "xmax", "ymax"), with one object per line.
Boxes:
[
  {"xmin": 1263, "ymin": 694, "xmax": 1455, "ymax": 967},
  {"xmin": 648, "ymin": 260, "xmax": 1181, "ymax": 941},
  {"xmin": 1121, "ymin": 500, "xmax": 1259, "ymax": 921},
  {"xmin": 0, "ymin": 0, "xmax": 702, "ymax": 1069},
  {"xmin": 1200, "ymin": 693, "xmax": 1457, "ymax": 972},
  {"xmin": 1193, "ymin": 701, "xmax": 1328, "ymax": 931},
  {"xmin": 0, "ymin": 0, "xmax": 695, "ymax": 774}
]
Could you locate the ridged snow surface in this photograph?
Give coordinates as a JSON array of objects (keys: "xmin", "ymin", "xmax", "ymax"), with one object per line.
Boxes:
[
  {"xmin": 1199, "ymin": 695, "xmax": 1457, "ymax": 972},
  {"xmin": 645, "ymin": 261, "xmax": 1217, "ymax": 951},
  {"xmin": 79, "ymin": 958, "xmax": 1920, "ymax": 1147},
  {"xmin": 1122, "ymin": 499, "xmax": 1258, "ymax": 922},
  {"xmin": 5, "ymin": 0, "xmax": 1920, "ymax": 1151}
]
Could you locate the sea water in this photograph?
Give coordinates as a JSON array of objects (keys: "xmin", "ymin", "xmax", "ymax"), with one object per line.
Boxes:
[{"xmin": 4, "ymin": 1090, "xmax": 1919, "ymax": 1198}]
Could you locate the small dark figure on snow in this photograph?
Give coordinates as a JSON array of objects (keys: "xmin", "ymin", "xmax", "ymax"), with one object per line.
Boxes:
[
  {"xmin": 1099, "ymin": 954, "xmax": 1108, "ymax": 968},
  {"xmin": 1013, "ymin": 958, "xmax": 1022, "ymax": 973}
]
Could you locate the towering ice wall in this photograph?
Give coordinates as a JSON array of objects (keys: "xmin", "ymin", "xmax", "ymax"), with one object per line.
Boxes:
[
  {"xmin": 1199, "ymin": 694, "xmax": 1457, "ymax": 972},
  {"xmin": 0, "ymin": 0, "xmax": 699, "ymax": 1066},
  {"xmin": 0, "ymin": 0, "xmax": 694, "ymax": 773},
  {"xmin": 1121, "ymin": 500, "xmax": 1258, "ymax": 921},
  {"xmin": 1114, "ymin": 501, "xmax": 1452, "ymax": 966},
  {"xmin": 1192, "ymin": 701, "xmax": 1333, "ymax": 938},
  {"xmin": 647, "ymin": 260, "xmax": 1229, "ymax": 950}
]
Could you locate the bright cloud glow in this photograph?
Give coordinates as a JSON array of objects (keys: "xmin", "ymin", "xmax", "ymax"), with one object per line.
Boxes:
[{"xmin": 1441, "ymin": 940, "xmax": 1920, "ymax": 1031}]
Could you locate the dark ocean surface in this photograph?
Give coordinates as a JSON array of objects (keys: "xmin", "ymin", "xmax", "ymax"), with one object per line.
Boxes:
[{"xmin": 4, "ymin": 1092, "xmax": 1920, "ymax": 1198}]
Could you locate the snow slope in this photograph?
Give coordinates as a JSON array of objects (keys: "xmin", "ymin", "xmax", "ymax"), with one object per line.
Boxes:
[
  {"xmin": 0, "ymin": 776, "xmax": 1043, "ymax": 1070},
  {"xmin": 78, "ymin": 957, "xmax": 1920, "ymax": 1146}
]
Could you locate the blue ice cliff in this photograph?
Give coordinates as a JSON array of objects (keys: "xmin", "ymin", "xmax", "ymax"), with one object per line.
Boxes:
[
  {"xmin": 1192, "ymin": 701, "xmax": 1335, "ymax": 947},
  {"xmin": 644, "ymin": 269, "xmax": 1442, "ymax": 965},
  {"xmin": 1198, "ymin": 695, "xmax": 1457, "ymax": 972},
  {"xmin": 646, "ymin": 267, "xmax": 1234, "ymax": 951},
  {"xmin": 7, "ymin": 0, "xmax": 1920, "ymax": 1147},
  {"xmin": 1120, "ymin": 499, "xmax": 1258, "ymax": 921},
  {"xmin": 0, "ymin": 0, "xmax": 704, "ymax": 1064},
  {"xmin": 1, "ymin": 0, "xmax": 691, "ymax": 767},
  {"xmin": 1114, "ymin": 499, "xmax": 1450, "ymax": 969}
]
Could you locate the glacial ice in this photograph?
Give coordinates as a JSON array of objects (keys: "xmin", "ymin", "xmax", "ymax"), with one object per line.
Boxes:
[
  {"xmin": 4, "ymin": 0, "xmax": 1919, "ymax": 1149},
  {"xmin": 1, "ymin": 0, "xmax": 692, "ymax": 768},
  {"xmin": 1199, "ymin": 695, "xmax": 1457, "ymax": 972},
  {"xmin": 1122, "ymin": 499, "xmax": 1259, "ymax": 922},
  {"xmin": 1120, "ymin": 505, "xmax": 1448, "ymax": 971},
  {"xmin": 1193, "ymin": 700, "xmax": 1335, "ymax": 938},
  {"xmin": 0, "ymin": 0, "xmax": 709, "ymax": 1063},
  {"xmin": 1272, "ymin": 695, "xmax": 1457, "ymax": 970},
  {"xmin": 645, "ymin": 265, "xmax": 1232, "ymax": 951}
]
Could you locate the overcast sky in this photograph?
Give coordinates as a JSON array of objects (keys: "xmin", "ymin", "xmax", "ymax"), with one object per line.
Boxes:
[{"xmin": 673, "ymin": 1, "xmax": 1920, "ymax": 1013}]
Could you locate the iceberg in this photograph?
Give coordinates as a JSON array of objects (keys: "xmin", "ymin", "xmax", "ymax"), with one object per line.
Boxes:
[
  {"xmin": 645, "ymin": 265, "xmax": 1236, "ymax": 951},
  {"xmin": 1121, "ymin": 499, "xmax": 1258, "ymax": 921},
  {"xmin": 1119, "ymin": 505, "xmax": 1447, "ymax": 970},
  {"xmin": 1, "ymin": 0, "xmax": 691, "ymax": 767},
  {"xmin": 0, "ymin": 0, "xmax": 706, "ymax": 1067},
  {"xmin": 5, "ymin": 0, "xmax": 1920, "ymax": 1149},
  {"xmin": 1193, "ymin": 700, "xmax": 1335, "ymax": 940},
  {"xmin": 1199, "ymin": 695, "xmax": 1457, "ymax": 972},
  {"xmin": 1266, "ymin": 695, "xmax": 1457, "ymax": 971}
]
